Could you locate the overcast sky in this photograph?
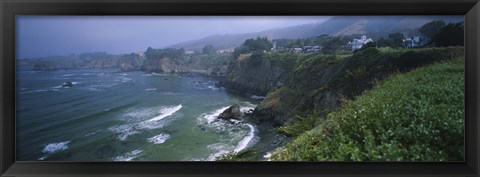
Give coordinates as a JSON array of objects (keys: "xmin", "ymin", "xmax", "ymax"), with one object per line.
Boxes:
[{"xmin": 17, "ymin": 16, "xmax": 330, "ymax": 59}]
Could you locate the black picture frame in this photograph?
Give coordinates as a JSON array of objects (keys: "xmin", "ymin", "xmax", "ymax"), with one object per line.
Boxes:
[{"xmin": 1, "ymin": 0, "xmax": 479, "ymax": 176}]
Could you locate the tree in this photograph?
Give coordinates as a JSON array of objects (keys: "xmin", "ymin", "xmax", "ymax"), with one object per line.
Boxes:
[
  {"xmin": 376, "ymin": 37, "xmax": 394, "ymax": 48},
  {"xmin": 233, "ymin": 37, "xmax": 272, "ymax": 58},
  {"xmin": 244, "ymin": 37, "xmax": 272, "ymax": 51},
  {"xmin": 287, "ymin": 39, "xmax": 303, "ymax": 48},
  {"xmin": 388, "ymin": 33, "xmax": 404, "ymax": 48},
  {"xmin": 233, "ymin": 46, "xmax": 249, "ymax": 58},
  {"xmin": 321, "ymin": 37, "xmax": 347, "ymax": 54},
  {"xmin": 419, "ymin": 20, "xmax": 446, "ymax": 39},
  {"xmin": 145, "ymin": 47, "xmax": 184, "ymax": 59},
  {"xmin": 202, "ymin": 44, "xmax": 215, "ymax": 54},
  {"xmin": 429, "ymin": 22, "xmax": 464, "ymax": 47}
]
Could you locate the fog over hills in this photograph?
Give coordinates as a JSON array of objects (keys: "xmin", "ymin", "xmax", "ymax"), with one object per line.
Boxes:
[{"xmin": 169, "ymin": 16, "xmax": 463, "ymax": 50}]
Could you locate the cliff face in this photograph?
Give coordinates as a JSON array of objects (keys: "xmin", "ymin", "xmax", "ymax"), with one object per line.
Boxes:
[
  {"xmin": 141, "ymin": 57, "xmax": 190, "ymax": 73},
  {"xmin": 252, "ymin": 47, "xmax": 465, "ymax": 126},
  {"xmin": 28, "ymin": 53, "xmax": 145, "ymax": 71},
  {"xmin": 222, "ymin": 53, "xmax": 295, "ymax": 96},
  {"xmin": 32, "ymin": 62, "xmax": 59, "ymax": 71}
]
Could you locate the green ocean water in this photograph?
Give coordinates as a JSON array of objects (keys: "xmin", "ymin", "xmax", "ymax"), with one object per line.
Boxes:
[{"xmin": 16, "ymin": 67, "xmax": 259, "ymax": 161}]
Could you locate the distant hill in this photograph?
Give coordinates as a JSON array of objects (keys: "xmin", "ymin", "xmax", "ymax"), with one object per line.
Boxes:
[{"xmin": 169, "ymin": 16, "xmax": 463, "ymax": 50}]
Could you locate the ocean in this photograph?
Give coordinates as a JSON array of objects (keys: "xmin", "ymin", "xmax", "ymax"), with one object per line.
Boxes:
[{"xmin": 16, "ymin": 67, "xmax": 259, "ymax": 161}]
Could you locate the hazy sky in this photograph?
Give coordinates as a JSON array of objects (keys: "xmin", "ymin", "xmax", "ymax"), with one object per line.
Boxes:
[{"xmin": 17, "ymin": 16, "xmax": 329, "ymax": 59}]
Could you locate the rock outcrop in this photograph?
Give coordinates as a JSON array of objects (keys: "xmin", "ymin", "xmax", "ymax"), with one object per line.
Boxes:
[
  {"xmin": 32, "ymin": 62, "xmax": 59, "ymax": 71},
  {"xmin": 61, "ymin": 81, "xmax": 74, "ymax": 88},
  {"xmin": 222, "ymin": 54, "xmax": 292, "ymax": 96},
  {"xmin": 27, "ymin": 53, "xmax": 145, "ymax": 71},
  {"xmin": 218, "ymin": 104, "xmax": 242, "ymax": 120},
  {"xmin": 141, "ymin": 57, "xmax": 190, "ymax": 73},
  {"xmin": 140, "ymin": 54, "xmax": 231, "ymax": 76}
]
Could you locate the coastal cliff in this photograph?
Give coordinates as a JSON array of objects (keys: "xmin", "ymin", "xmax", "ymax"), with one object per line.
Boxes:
[
  {"xmin": 253, "ymin": 47, "xmax": 464, "ymax": 127},
  {"xmin": 27, "ymin": 52, "xmax": 145, "ymax": 72},
  {"xmin": 140, "ymin": 53, "xmax": 231, "ymax": 76},
  {"xmin": 222, "ymin": 53, "xmax": 298, "ymax": 96}
]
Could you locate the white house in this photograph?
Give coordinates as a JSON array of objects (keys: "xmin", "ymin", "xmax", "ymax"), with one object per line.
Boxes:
[
  {"xmin": 349, "ymin": 35, "xmax": 373, "ymax": 51},
  {"xmin": 216, "ymin": 48, "xmax": 235, "ymax": 54},
  {"xmin": 184, "ymin": 50, "xmax": 195, "ymax": 55},
  {"xmin": 403, "ymin": 36, "xmax": 421, "ymax": 48},
  {"xmin": 303, "ymin": 45, "xmax": 322, "ymax": 53}
]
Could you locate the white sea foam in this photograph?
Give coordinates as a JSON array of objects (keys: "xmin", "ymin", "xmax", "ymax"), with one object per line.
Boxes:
[
  {"xmin": 84, "ymin": 130, "xmax": 102, "ymax": 137},
  {"xmin": 240, "ymin": 106, "xmax": 255, "ymax": 113},
  {"xmin": 263, "ymin": 153, "xmax": 272, "ymax": 160},
  {"xmin": 206, "ymin": 143, "xmax": 233, "ymax": 161},
  {"xmin": 161, "ymin": 92, "xmax": 179, "ymax": 95},
  {"xmin": 144, "ymin": 105, "xmax": 182, "ymax": 122},
  {"xmin": 42, "ymin": 141, "xmax": 70, "ymax": 153},
  {"xmin": 145, "ymin": 88, "xmax": 157, "ymax": 91},
  {"xmin": 148, "ymin": 134, "xmax": 170, "ymax": 144},
  {"xmin": 250, "ymin": 95, "xmax": 266, "ymax": 100},
  {"xmin": 87, "ymin": 83, "xmax": 118, "ymax": 91},
  {"xmin": 136, "ymin": 120, "xmax": 168, "ymax": 130},
  {"xmin": 115, "ymin": 77, "xmax": 132, "ymax": 83},
  {"xmin": 201, "ymin": 106, "xmax": 230, "ymax": 124},
  {"xmin": 113, "ymin": 149, "xmax": 143, "ymax": 161},
  {"xmin": 109, "ymin": 124, "xmax": 139, "ymax": 141},
  {"xmin": 113, "ymin": 105, "xmax": 182, "ymax": 135},
  {"xmin": 234, "ymin": 124, "xmax": 256, "ymax": 152},
  {"xmin": 143, "ymin": 72, "xmax": 164, "ymax": 77},
  {"xmin": 61, "ymin": 74, "xmax": 74, "ymax": 77},
  {"xmin": 207, "ymin": 86, "xmax": 219, "ymax": 91}
]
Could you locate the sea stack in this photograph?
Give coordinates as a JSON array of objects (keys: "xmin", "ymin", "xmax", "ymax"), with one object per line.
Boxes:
[{"xmin": 218, "ymin": 103, "xmax": 242, "ymax": 120}]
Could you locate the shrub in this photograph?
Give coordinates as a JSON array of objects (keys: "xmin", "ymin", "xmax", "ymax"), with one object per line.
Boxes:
[
  {"xmin": 271, "ymin": 57, "xmax": 464, "ymax": 161},
  {"xmin": 217, "ymin": 149, "xmax": 261, "ymax": 161}
]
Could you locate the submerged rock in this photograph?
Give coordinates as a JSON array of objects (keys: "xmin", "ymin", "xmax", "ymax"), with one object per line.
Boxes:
[
  {"xmin": 218, "ymin": 104, "xmax": 242, "ymax": 120},
  {"xmin": 62, "ymin": 81, "xmax": 73, "ymax": 88}
]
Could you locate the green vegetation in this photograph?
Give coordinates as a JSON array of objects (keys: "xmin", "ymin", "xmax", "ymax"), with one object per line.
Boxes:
[
  {"xmin": 252, "ymin": 52, "xmax": 303, "ymax": 71},
  {"xmin": 275, "ymin": 113, "xmax": 325, "ymax": 137},
  {"xmin": 320, "ymin": 37, "xmax": 351, "ymax": 54},
  {"xmin": 419, "ymin": 20, "xmax": 446, "ymax": 39},
  {"xmin": 202, "ymin": 44, "xmax": 215, "ymax": 54},
  {"xmin": 376, "ymin": 33, "xmax": 405, "ymax": 48},
  {"xmin": 233, "ymin": 37, "xmax": 273, "ymax": 57},
  {"xmin": 271, "ymin": 57, "xmax": 464, "ymax": 161},
  {"xmin": 145, "ymin": 47, "xmax": 185, "ymax": 59},
  {"xmin": 184, "ymin": 53, "xmax": 232, "ymax": 66},
  {"xmin": 217, "ymin": 149, "xmax": 261, "ymax": 161},
  {"xmin": 429, "ymin": 22, "xmax": 464, "ymax": 47}
]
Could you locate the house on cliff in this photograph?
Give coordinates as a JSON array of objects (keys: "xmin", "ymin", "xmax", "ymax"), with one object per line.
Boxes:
[
  {"xmin": 403, "ymin": 36, "xmax": 422, "ymax": 48},
  {"xmin": 348, "ymin": 35, "xmax": 373, "ymax": 51}
]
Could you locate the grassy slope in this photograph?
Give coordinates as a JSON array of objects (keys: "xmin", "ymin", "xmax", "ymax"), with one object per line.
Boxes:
[
  {"xmin": 271, "ymin": 57, "xmax": 464, "ymax": 161},
  {"xmin": 256, "ymin": 47, "xmax": 464, "ymax": 127}
]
